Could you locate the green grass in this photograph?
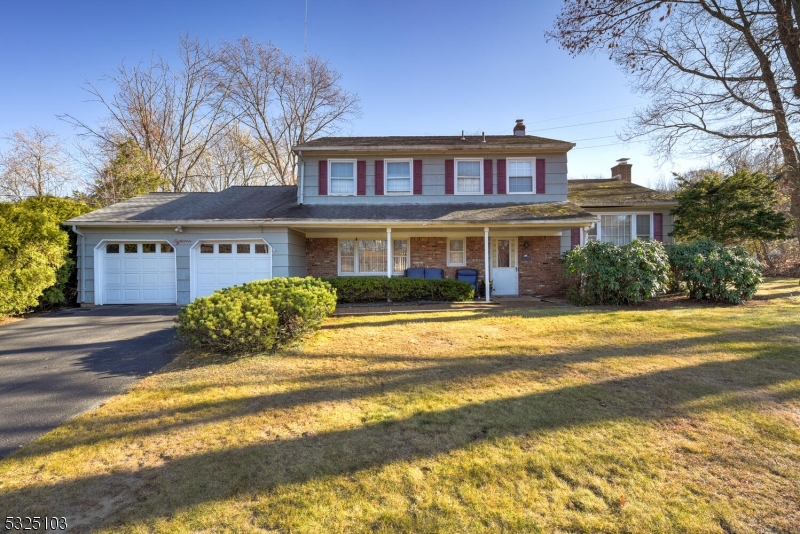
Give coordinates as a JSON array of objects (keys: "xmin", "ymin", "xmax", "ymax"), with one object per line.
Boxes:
[{"xmin": 1, "ymin": 279, "xmax": 799, "ymax": 533}]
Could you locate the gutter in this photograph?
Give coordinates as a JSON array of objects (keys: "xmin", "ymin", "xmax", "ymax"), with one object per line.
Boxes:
[
  {"xmin": 297, "ymin": 150, "xmax": 304, "ymax": 205},
  {"xmin": 72, "ymin": 225, "xmax": 86, "ymax": 304},
  {"xmin": 291, "ymin": 143, "xmax": 576, "ymax": 154}
]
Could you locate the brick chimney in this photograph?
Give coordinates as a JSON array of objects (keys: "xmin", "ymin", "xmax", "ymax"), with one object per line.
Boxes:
[
  {"xmin": 611, "ymin": 158, "xmax": 632, "ymax": 182},
  {"xmin": 513, "ymin": 119, "xmax": 526, "ymax": 136}
]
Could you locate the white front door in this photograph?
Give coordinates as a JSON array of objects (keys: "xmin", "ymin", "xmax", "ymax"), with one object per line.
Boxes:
[
  {"xmin": 491, "ymin": 238, "xmax": 518, "ymax": 296},
  {"xmin": 192, "ymin": 241, "xmax": 273, "ymax": 299}
]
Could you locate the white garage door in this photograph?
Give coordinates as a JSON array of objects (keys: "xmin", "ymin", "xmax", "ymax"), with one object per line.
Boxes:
[
  {"xmin": 193, "ymin": 241, "xmax": 272, "ymax": 299},
  {"xmin": 103, "ymin": 242, "xmax": 176, "ymax": 304}
]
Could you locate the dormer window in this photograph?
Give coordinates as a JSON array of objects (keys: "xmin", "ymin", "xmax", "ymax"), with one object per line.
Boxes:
[
  {"xmin": 329, "ymin": 160, "xmax": 356, "ymax": 195},
  {"xmin": 385, "ymin": 159, "xmax": 412, "ymax": 194},
  {"xmin": 455, "ymin": 159, "xmax": 483, "ymax": 194}
]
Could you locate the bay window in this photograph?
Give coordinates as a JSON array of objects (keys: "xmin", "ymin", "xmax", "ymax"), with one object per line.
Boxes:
[
  {"xmin": 455, "ymin": 159, "xmax": 482, "ymax": 194},
  {"xmin": 338, "ymin": 238, "xmax": 409, "ymax": 275}
]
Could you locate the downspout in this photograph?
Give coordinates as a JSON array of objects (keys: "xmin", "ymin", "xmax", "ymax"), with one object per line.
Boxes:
[
  {"xmin": 72, "ymin": 225, "xmax": 86, "ymax": 305},
  {"xmin": 297, "ymin": 150, "xmax": 305, "ymax": 205}
]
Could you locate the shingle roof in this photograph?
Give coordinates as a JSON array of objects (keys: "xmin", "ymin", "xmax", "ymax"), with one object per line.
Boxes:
[
  {"xmin": 293, "ymin": 135, "xmax": 575, "ymax": 151},
  {"xmin": 66, "ymin": 186, "xmax": 594, "ymax": 225},
  {"xmin": 568, "ymin": 179, "xmax": 676, "ymax": 207}
]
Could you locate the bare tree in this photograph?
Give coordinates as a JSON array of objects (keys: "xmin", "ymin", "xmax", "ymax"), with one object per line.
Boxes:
[
  {"xmin": 61, "ymin": 35, "xmax": 228, "ymax": 192},
  {"xmin": 0, "ymin": 127, "xmax": 74, "ymax": 200},
  {"xmin": 549, "ymin": 0, "xmax": 800, "ymax": 239},
  {"xmin": 193, "ymin": 123, "xmax": 269, "ymax": 191},
  {"xmin": 214, "ymin": 37, "xmax": 360, "ymax": 185}
]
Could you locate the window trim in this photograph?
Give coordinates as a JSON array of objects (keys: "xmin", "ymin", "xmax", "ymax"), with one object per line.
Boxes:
[
  {"xmin": 506, "ymin": 158, "xmax": 536, "ymax": 195},
  {"xmin": 384, "ymin": 158, "xmax": 413, "ymax": 195},
  {"xmin": 454, "ymin": 158, "xmax": 484, "ymax": 195},
  {"xmin": 584, "ymin": 212, "xmax": 654, "ymax": 245},
  {"xmin": 446, "ymin": 238, "xmax": 467, "ymax": 267},
  {"xmin": 328, "ymin": 159, "xmax": 357, "ymax": 197},
  {"xmin": 337, "ymin": 238, "xmax": 411, "ymax": 276}
]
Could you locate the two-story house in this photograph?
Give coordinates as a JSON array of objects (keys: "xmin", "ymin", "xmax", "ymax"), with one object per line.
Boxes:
[{"xmin": 65, "ymin": 120, "xmax": 673, "ymax": 305}]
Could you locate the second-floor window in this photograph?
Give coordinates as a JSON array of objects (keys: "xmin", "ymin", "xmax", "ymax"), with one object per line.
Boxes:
[
  {"xmin": 456, "ymin": 159, "xmax": 482, "ymax": 194},
  {"xmin": 329, "ymin": 160, "xmax": 356, "ymax": 195},
  {"xmin": 507, "ymin": 159, "xmax": 534, "ymax": 193},
  {"xmin": 385, "ymin": 159, "xmax": 412, "ymax": 194}
]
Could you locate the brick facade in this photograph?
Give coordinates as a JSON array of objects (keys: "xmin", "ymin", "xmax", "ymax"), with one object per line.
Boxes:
[{"xmin": 305, "ymin": 234, "xmax": 565, "ymax": 296}]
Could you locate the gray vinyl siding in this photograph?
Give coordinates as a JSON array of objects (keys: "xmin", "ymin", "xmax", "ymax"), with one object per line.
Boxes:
[
  {"xmin": 558, "ymin": 209, "xmax": 675, "ymax": 255},
  {"xmin": 75, "ymin": 226, "xmax": 307, "ymax": 306},
  {"xmin": 300, "ymin": 154, "xmax": 569, "ymax": 205}
]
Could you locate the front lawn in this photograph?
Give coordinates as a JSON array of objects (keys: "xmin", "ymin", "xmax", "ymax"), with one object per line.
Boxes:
[{"xmin": 1, "ymin": 279, "xmax": 798, "ymax": 533}]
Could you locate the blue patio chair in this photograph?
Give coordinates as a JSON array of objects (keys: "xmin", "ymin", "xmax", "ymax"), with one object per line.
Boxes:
[
  {"xmin": 424, "ymin": 268, "xmax": 444, "ymax": 279},
  {"xmin": 406, "ymin": 267, "xmax": 425, "ymax": 278},
  {"xmin": 455, "ymin": 268, "xmax": 479, "ymax": 295}
]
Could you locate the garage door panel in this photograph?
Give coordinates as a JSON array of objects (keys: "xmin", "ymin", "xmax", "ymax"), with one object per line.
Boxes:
[
  {"xmin": 102, "ymin": 242, "xmax": 176, "ymax": 304},
  {"xmin": 193, "ymin": 242, "xmax": 273, "ymax": 299}
]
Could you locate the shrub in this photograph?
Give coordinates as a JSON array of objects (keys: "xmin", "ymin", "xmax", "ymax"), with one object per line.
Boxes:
[
  {"xmin": 175, "ymin": 277, "xmax": 336, "ymax": 353},
  {"xmin": 323, "ymin": 277, "xmax": 474, "ymax": 303},
  {"xmin": 667, "ymin": 241, "xmax": 763, "ymax": 303},
  {"xmin": 563, "ymin": 240, "xmax": 671, "ymax": 305}
]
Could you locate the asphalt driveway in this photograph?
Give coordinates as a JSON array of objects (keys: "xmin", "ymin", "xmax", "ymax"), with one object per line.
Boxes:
[{"xmin": 0, "ymin": 305, "xmax": 181, "ymax": 459}]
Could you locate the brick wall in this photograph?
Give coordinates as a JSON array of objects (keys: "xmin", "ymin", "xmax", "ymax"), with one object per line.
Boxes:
[
  {"xmin": 306, "ymin": 234, "xmax": 565, "ymax": 296},
  {"xmin": 306, "ymin": 238, "xmax": 338, "ymax": 277}
]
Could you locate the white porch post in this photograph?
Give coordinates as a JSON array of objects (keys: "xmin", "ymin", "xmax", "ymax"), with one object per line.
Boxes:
[
  {"xmin": 484, "ymin": 226, "xmax": 491, "ymax": 302},
  {"xmin": 386, "ymin": 227, "xmax": 393, "ymax": 278}
]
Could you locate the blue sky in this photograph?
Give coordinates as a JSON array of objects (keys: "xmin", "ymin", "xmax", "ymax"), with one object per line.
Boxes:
[{"xmin": 0, "ymin": 0, "xmax": 711, "ymax": 185}]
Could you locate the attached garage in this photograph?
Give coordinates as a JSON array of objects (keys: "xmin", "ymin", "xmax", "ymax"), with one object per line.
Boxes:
[
  {"xmin": 191, "ymin": 240, "xmax": 273, "ymax": 299},
  {"xmin": 99, "ymin": 242, "xmax": 177, "ymax": 304}
]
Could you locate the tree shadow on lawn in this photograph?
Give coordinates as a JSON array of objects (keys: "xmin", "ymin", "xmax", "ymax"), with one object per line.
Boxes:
[{"xmin": 1, "ymin": 328, "xmax": 798, "ymax": 531}]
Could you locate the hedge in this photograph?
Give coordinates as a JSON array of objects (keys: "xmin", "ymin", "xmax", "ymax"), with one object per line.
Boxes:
[
  {"xmin": 175, "ymin": 277, "xmax": 336, "ymax": 353},
  {"xmin": 322, "ymin": 277, "xmax": 475, "ymax": 303},
  {"xmin": 667, "ymin": 241, "xmax": 763, "ymax": 303}
]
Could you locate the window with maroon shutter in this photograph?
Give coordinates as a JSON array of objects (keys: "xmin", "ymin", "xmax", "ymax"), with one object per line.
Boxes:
[
  {"xmin": 413, "ymin": 160, "xmax": 423, "ymax": 194},
  {"xmin": 654, "ymin": 213, "xmax": 663, "ymax": 242},
  {"xmin": 374, "ymin": 160, "xmax": 384, "ymax": 195},
  {"xmin": 318, "ymin": 160, "xmax": 328, "ymax": 195},
  {"xmin": 483, "ymin": 159, "xmax": 493, "ymax": 194},
  {"xmin": 536, "ymin": 159, "xmax": 546, "ymax": 194},
  {"xmin": 357, "ymin": 160, "xmax": 366, "ymax": 195},
  {"xmin": 444, "ymin": 159, "xmax": 454, "ymax": 194},
  {"xmin": 496, "ymin": 159, "xmax": 506, "ymax": 194},
  {"xmin": 571, "ymin": 228, "xmax": 581, "ymax": 248}
]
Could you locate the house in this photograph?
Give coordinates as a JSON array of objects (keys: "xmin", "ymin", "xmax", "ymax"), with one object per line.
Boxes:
[{"xmin": 65, "ymin": 120, "xmax": 673, "ymax": 306}]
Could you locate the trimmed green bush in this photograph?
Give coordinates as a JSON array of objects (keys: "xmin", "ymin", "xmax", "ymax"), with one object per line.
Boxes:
[
  {"xmin": 667, "ymin": 241, "xmax": 762, "ymax": 304},
  {"xmin": 323, "ymin": 277, "xmax": 475, "ymax": 303},
  {"xmin": 563, "ymin": 240, "xmax": 671, "ymax": 305},
  {"xmin": 175, "ymin": 277, "xmax": 336, "ymax": 353}
]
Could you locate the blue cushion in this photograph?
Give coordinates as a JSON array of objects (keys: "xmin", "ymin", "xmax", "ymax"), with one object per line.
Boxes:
[
  {"xmin": 406, "ymin": 268, "xmax": 425, "ymax": 278},
  {"xmin": 424, "ymin": 268, "xmax": 443, "ymax": 279}
]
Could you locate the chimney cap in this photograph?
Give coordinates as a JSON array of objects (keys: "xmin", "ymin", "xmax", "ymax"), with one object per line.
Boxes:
[
  {"xmin": 515, "ymin": 119, "xmax": 524, "ymax": 124},
  {"xmin": 615, "ymin": 158, "xmax": 630, "ymax": 164}
]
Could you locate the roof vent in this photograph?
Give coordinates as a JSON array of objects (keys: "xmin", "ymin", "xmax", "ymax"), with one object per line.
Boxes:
[
  {"xmin": 513, "ymin": 119, "xmax": 526, "ymax": 136},
  {"xmin": 461, "ymin": 129, "xmax": 466, "ymax": 141},
  {"xmin": 481, "ymin": 131, "xmax": 486, "ymax": 143}
]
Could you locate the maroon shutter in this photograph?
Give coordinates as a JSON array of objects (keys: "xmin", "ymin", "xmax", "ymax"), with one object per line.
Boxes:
[
  {"xmin": 374, "ymin": 160, "xmax": 384, "ymax": 195},
  {"xmin": 496, "ymin": 159, "xmax": 506, "ymax": 194},
  {"xmin": 413, "ymin": 159, "xmax": 423, "ymax": 195},
  {"xmin": 571, "ymin": 228, "xmax": 581, "ymax": 248},
  {"xmin": 318, "ymin": 160, "xmax": 328, "ymax": 196},
  {"xmin": 654, "ymin": 213, "xmax": 663, "ymax": 242},
  {"xmin": 483, "ymin": 159, "xmax": 493, "ymax": 195},
  {"xmin": 444, "ymin": 159, "xmax": 454, "ymax": 194},
  {"xmin": 357, "ymin": 160, "xmax": 366, "ymax": 195},
  {"xmin": 536, "ymin": 158, "xmax": 546, "ymax": 194}
]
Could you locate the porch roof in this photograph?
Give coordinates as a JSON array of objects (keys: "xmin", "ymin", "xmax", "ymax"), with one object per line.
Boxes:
[{"xmin": 66, "ymin": 185, "xmax": 596, "ymax": 227}]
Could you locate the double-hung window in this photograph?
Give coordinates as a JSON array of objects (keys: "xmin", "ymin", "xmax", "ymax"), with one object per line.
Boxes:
[
  {"xmin": 455, "ymin": 159, "xmax": 482, "ymax": 194},
  {"xmin": 329, "ymin": 160, "xmax": 356, "ymax": 195},
  {"xmin": 338, "ymin": 238, "xmax": 410, "ymax": 275},
  {"xmin": 447, "ymin": 238, "xmax": 466, "ymax": 266},
  {"xmin": 507, "ymin": 159, "xmax": 535, "ymax": 193},
  {"xmin": 589, "ymin": 213, "xmax": 653, "ymax": 245},
  {"xmin": 385, "ymin": 159, "xmax": 412, "ymax": 194}
]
